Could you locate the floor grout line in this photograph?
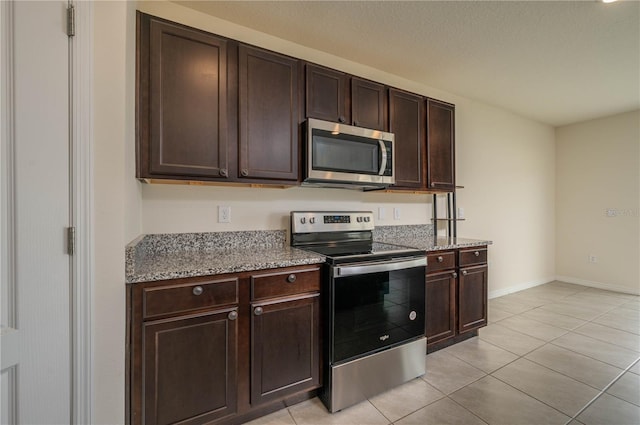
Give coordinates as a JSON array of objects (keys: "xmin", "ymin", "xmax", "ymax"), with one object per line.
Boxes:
[{"xmin": 563, "ymin": 357, "xmax": 640, "ymax": 425}]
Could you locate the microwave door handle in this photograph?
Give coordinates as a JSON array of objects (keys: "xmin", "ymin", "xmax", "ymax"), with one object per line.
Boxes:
[{"xmin": 378, "ymin": 140, "xmax": 387, "ymax": 175}]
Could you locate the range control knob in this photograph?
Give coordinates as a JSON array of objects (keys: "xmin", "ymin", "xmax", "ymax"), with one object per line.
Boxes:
[
  {"xmin": 364, "ymin": 216, "xmax": 370, "ymax": 222},
  {"xmin": 310, "ymin": 217, "xmax": 316, "ymax": 224},
  {"xmin": 300, "ymin": 217, "xmax": 306, "ymax": 224},
  {"xmin": 356, "ymin": 217, "xmax": 363, "ymax": 223}
]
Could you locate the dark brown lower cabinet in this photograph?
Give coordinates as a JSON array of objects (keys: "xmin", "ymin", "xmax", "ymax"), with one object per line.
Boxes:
[
  {"xmin": 251, "ymin": 294, "xmax": 320, "ymax": 405},
  {"xmin": 143, "ymin": 310, "xmax": 238, "ymax": 425},
  {"xmin": 128, "ymin": 266, "xmax": 321, "ymax": 425},
  {"xmin": 425, "ymin": 246, "xmax": 488, "ymax": 353},
  {"xmin": 458, "ymin": 265, "xmax": 488, "ymax": 334},
  {"xmin": 425, "ymin": 271, "xmax": 456, "ymax": 345}
]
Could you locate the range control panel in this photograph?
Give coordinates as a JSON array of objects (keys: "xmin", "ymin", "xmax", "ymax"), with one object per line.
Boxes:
[{"xmin": 291, "ymin": 211, "xmax": 374, "ymax": 234}]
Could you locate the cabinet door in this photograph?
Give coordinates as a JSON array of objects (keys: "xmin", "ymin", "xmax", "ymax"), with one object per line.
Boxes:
[
  {"xmin": 389, "ymin": 89, "xmax": 425, "ymax": 188},
  {"xmin": 305, "ymin": 63, "xmax": 349, "ymax": 123},
  {"xmin": 426, "ymin": 99, "xmax": 455, "ymax": 191},
  {"xmin": 142, "ymin": 309, "xmax": 238, "ymax": 425},
  {"xmin": 251, "ymin": 294, "xmax": 320, "ymax": 405},
  {"xmin": 239, "ymin": 45, "xmax": 300, "ymax": 181},
  {"xmin": 138, "ymin": 13, "xmax": 233, "ymax": 180},
  {"xmin": 458, "ymin": 265, "xmax": 488, "ymax": 334},
  {"xmin": 351, "ymin": 77, "xmax": 387, "ymax": 131},
  {"xmin": 426, "ymin": 271, "xmax": 456, "ymax": 345}
]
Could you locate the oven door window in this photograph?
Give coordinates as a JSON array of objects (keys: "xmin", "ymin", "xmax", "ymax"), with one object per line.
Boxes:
[{"xmin": 332, "ymin": 267, "xmax": 425, "ymax": 364}]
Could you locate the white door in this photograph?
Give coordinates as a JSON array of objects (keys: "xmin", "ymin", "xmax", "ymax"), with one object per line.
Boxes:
[{"xmin": 1, "ymin": 1, "xmax": 72, "ymax": 423}]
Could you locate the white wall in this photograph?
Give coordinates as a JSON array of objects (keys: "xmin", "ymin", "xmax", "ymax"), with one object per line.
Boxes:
[
  {"xmin": 93, "ymin": 1, "xmax": 140, "ymax": 423},
  {"xmin": 556, "ymin": 110, "xmax": 640, "ymax": 294},
  {"xmin": 90, "ymin": 1, "xmax": 557, "ymax": 423},
  {"xmin": 456, "ymin": 100, "xmax": 556, "ymax": 297}
]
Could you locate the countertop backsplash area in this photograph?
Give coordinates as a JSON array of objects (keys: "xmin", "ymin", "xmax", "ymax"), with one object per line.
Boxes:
[{"xmin": 373, "ymin": 224, "xmax": 434, "ymax": 241}]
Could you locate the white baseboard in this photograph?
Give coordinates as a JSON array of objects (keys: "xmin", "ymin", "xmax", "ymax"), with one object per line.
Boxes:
[
  {"xmin": 555, "ymin": 275, "xmax": 640, "ymax": 296},
  {"xmin": 488, "ymin": 277, "xmax": 555, "ymax": 299}
]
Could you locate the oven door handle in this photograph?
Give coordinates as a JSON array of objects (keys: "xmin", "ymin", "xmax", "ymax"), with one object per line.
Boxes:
[{"xmin": 333, "ymin": 256, "xmax": 427, "ymax": 277}]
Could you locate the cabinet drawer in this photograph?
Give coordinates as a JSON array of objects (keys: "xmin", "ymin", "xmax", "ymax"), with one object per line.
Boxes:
[
  {"xmin": 427, "ymin": 251, "xmax": 456, "ymax": 273},
  {"xmin": 251, "ymin": 267, "xmax": 320, "ymax": 301},
  {"xmin": 143, "ymin": 278, "xmax": 238, "ymax": 319},
  {"xmin": 459, "ymin": 247, "xmax": 488, "ymax": 267}
]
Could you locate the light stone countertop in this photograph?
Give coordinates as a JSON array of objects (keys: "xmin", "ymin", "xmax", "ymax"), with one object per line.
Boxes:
[
  {"xmin": 379, "ymin": 236, "xmax": 493, "ymax": 252},
  {"xmin": 125, "ymin": 226, "xmax": 491, "ymax": 284},
  {"xmin": 373, "ymin": 224, "xmax": 492, "ymax": 251},
  {"xmin": 125, "ymin": 230, "xmax": 324, "ymax": 284}
]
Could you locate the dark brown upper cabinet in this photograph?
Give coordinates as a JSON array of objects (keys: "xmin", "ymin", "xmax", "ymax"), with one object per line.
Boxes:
[
  {"xmin": 426, "ymin": 99, "xmax": 456, "ymax": 192},
  {"xmin": 137, "ymin": 13, "xmax": 301, "ymax": 185},
  {"xmin": 305, "ymin": 64, "xmax": 349, "ymax": 124},
  {"xmin": 351, "ymin": 77, "xmax": 388, "ymax": 131},
  {"xmin": 238, "ymin": 45, "xmax": 301, "ymax": 182},
  {"xmin": 305, "ymin": 64, "xmax": 388, "ymax": 131},
  {"xmin": 137, "ymin": 13, "xmax": 235, "ymax": 181},
  {"xmin": 389, "ymin": 88, "xmax": 425, "ymax": 189}
]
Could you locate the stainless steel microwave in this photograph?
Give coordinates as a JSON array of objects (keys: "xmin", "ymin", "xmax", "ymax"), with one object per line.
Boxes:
[{"xmin": 303, "ymin": 118, "xmax": 395, "ymax": 190}]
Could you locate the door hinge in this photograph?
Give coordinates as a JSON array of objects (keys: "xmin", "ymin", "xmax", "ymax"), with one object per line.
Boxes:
[
  {"xmin": 67, "ymin": 227, "xmax": 76, "ymax": 255},
  {"xmin": 66, "ymin": 5, "xmax": 75, "ymax": 37}
]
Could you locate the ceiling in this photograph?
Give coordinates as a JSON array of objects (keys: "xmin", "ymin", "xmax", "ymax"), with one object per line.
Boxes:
[{"xmin": 173, "ymin": 0, "xmax": 640, "ymax": 127}]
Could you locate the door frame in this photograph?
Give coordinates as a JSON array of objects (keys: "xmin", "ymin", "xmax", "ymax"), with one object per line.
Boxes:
[{"xmin": 70, "ymin": 2, "xmax": 94, "ymax": 424}]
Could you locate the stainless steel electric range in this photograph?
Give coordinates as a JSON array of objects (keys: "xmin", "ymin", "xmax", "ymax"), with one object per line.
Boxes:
[{"xmin": 290, "ymin": 211, "xmax": 427, "ymax": 413}]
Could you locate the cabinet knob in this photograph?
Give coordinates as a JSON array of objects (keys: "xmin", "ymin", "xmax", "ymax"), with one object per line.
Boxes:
[
  {"xmin": 219, "ymin": 168, "xmax": 228, "ymax": 177},
  {"xmin": 452, "ymin": 272, "xmax": 458, "ymax": 279},
  {"xmin": 462, "ymin": 270, "xmax": 468, "ymax": 276},
  {"xmin": 338, "ymin": 116, "xmax": 346, "ymax": 123},
  {"xmin": 241, "ymin": 169, "xmax": 249, "ymax": 177},
  {"xmin": 228, "ymin": 310, "xmax": 237, "ymax": 321},
  {"xmin": 474, "ymin": 251, "xmax": 480, "ymax": 257},
  {"xmin": 254, "ymin": 306, "xmax": 263, "ymax": 316},
  {"xmin": 287, "ymin": 274, "xmax": 297, "ymax": 283},
  {"xmin": 192, "ymin": 286, "xmax": 204, "ymax": 296},
  {"xmin": 437, "ymin": 256, "xmax": 444, "ymax": 263}
]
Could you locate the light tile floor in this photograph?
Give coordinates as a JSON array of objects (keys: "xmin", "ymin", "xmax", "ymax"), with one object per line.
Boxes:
[{"xmin": 246, "ymin": 281, "xmax": 640, "ymax": 425}]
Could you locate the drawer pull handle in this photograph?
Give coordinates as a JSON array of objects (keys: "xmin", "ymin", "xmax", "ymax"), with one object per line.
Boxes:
[
  {"xmin": 452, "ymin": 272, "xmax": 458, "ymax": 279},
  {"xmin": 241, "ymin": 169, "xmax": 249, "ymax": 177},
  {"xmin": 474, "ymin": 251, "xmax": 480, "ymax": 257},
  {"xmin": 192, "ymin": 286, "xmax": 204, "ymax": 296},
  {"xmin": 254, "ymin": 306, "xmax": 263, "ymax": 316},
  {"xmin": 287, "ymin": 274, "xmax": 297, "ymax": 283},
  {"xmin": 462, "ymin": 270, "xmax": 468, "ymax": 276},
  {"xmin": 437, "ymin": 256, "xmax": 444, "ymax": 263},
  {"xmin": 219, "ymin": 168, "xmax": 228, "ymax": 177},
  {"xmin": 228, "ymin": 311, "xmax": 237, "ymax": 321}
]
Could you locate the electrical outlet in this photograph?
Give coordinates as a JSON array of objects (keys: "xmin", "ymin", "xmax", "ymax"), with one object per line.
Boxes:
[
  {"xmin": 393, "ymin": 207, "xmax": 401, "ymax": 220},
  {"xmin": 218, "ymin": 206, "xmax": 231, "ymax": 223},
  {"xmin": 457, "ymin": 207, "xmax": 465, "ymax": 219},
  {"xmin": 588, "ymin": 254, "xmax": 597, "ymax": 264},
  {"xmin": 378, "ymin": 207, "xmax": 386, "ymax": 220}
]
